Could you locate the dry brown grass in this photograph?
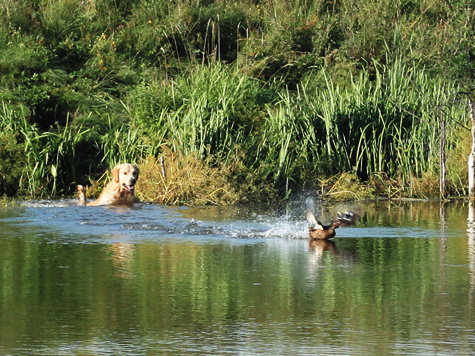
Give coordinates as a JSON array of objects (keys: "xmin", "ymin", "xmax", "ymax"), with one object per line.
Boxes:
[
  {"xmin": 317, "ymin": 172, "xmax": 375, "ymax": 201},
  {"xmin": 77, "ymin": 170, "xmax": 110, "ymax": 201},
  {"xmin": 0, "ymin": 195, "xmax": 16, "ymax": 207},
  {"xmin": 406, "ymin": 172, "xmax": 440, "ymax": 199},
  {"xmin": 80, "ymin": 156, "xmax": 461, "ymax": 206},
  {"xmin": 75, "ymin": 148, "xmax": 276, "ymax": 206},
  {"xmin": 135, "ymin": 149, "xmax": 241, "ymax": 206}
]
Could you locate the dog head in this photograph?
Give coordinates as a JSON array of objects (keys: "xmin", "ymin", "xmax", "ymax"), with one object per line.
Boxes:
[{"xmin": 112, "ymin": 163, "xmax": 140, "ymax": 192}]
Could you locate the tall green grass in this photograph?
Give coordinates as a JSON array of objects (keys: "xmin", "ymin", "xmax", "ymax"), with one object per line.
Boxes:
[
  {"xmin": 127, "ymin": 64, "xmax": 267, "ymax": 159},
  {"xmin": 0, "ymin": 103, "xmax": 90, "ymax": 197},
  {"xmin": 0, "ymin": 60, "xmax": 467, "ymax": 200},
  {"xmin": 125, "ymin": 63, "xmax": 466, "ymax": 197},
  {"xmin": 0, "ymin": 0, "xmax": 473, "ymax": 201}
]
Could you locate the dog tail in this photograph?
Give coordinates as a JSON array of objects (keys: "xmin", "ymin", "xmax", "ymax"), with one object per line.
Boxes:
[{"xmin": 77, "ymin": 185, "xmax": 87, "ymax": 206}]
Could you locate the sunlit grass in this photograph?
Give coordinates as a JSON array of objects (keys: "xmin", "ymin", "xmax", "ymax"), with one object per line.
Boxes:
[
  {"xmin": 0, "ymin": 0, "xmax": 473, "ymax": 203},
  {"xmin": 136, "ymin": 150, "xmax": 241, "ymax": 206}
]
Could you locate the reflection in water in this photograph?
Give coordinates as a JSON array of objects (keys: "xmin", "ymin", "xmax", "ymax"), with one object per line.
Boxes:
[
  {"xmin": 468, "ymin": 201, "xmax": 475, "ymax": 272},
  {"xmin": 307, "ymin": 239, "xmax": 336, "ymax": 269},
  {"xmin": 439, "ymin": 203, "xmax": 447, "ymax": 293},
  {"xmin": 307, "ymin": 239, "xmax": 358, "ymax": 263},
  {"xmin": 467, "ymin": 201, "xmax": 475, "ymax": 304},
  {"xmin": 0, "ymin": 200, "xmax": 474, "ymax": 355},
  {"xmin": 110, "ymin": 242, "xmax": 136, "ymax": 279},
  {"xmin": 309, "ymin": 239, "xmax": 336, "ymax": 255}
]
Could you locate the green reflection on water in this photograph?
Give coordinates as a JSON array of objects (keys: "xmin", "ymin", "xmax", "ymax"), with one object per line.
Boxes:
[{"xmin": 0, "ymin": 201, "xmax": 474, "ymax": 355}]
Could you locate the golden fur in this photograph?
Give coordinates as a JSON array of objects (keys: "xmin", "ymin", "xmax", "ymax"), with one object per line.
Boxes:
[{"xmin": 78, "ymin": 163, "xmax": 140, "ymax": 206}]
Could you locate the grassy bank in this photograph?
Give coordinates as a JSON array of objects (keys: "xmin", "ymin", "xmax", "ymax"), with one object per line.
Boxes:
[{"xmin": 0, "ymin": 0, "xmax": 474, "ymax": 204}]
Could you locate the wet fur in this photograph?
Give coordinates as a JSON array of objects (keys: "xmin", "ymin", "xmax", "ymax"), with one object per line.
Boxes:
[{"xmin": 78, "ymin": 163, "xmax": 140, "ymax": 206}]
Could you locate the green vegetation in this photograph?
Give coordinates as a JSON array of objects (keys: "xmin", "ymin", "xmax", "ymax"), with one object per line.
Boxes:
[{"xmin": 0, "ymin": 0, "xmax": 474, "ymax": 203}]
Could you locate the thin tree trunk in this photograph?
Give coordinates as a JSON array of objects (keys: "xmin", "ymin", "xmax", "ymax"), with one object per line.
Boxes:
[
  {"xmin": 160, "ymin": 156, "xmax": 167, "ymax": 184},
  {"xmin": 469, "ymin": 99, "xmax": 475, "ymax": 198},
  {"xmin": 440, "ymin": 112, "xmax": 446, "ymax": 199}
]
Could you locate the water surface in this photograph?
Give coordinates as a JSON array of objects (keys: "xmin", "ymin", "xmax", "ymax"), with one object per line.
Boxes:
[{"xmin": 0, "ymin": 200, "xmax": 474, "ymax": 355}]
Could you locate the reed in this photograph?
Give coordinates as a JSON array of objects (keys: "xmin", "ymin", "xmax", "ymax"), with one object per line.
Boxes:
[
  {"xmin": 0, "ymin": 104, "xmax": 91, "ymax": 197},
  {"xmin": 1, "ymin": 0, "xmax": 473, "ymax": 202},
  {"xmin": 136, "ymin": 151, "xmax": 242, "ymax": 206},
  {"xmin": 239, "ymin": 59, "xmax": 466, "ymax": 197},
  {"xmin": 127, "ymin": 64, "xmax": 266, "ymax": 160},
  {"xmin": 123, "ymin": 60, "xmax": 467, "ymax": 199}
]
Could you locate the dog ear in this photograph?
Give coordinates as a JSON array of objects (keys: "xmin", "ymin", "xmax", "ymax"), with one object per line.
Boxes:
[
  {"xmin": 134, "ymin": 165, "xmax": 139, "ymax": 179},
  {"xmin": 112, "ymin": 164, "xmax": 121, "ymax": 183}
]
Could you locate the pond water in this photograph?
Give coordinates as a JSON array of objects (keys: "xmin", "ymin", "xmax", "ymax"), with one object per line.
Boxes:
[{"xmin": 0, "ymin": 199, "xmax": 474, "ymax": 355}]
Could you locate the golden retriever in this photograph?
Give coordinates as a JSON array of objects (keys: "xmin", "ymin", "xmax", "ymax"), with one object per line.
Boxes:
[{"xmin": 77, "ymin": 163, "xmax": 140, "ymax": 206}]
